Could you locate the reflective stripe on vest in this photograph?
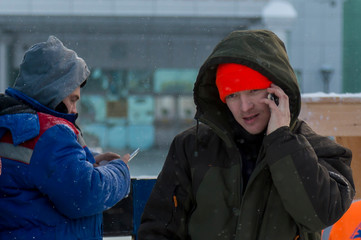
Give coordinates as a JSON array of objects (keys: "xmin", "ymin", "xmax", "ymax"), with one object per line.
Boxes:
[
  {"xmin": 78, "ymin": 134, "xmax": 86, "ymax": 148},
  {"xmin": 0, "ymin": 142, "xmax": 33, "ymax": 164}
]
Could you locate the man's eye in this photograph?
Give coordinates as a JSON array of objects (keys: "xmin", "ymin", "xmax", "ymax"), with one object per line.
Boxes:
[
  {"xmin": 226, "ymin": 94, "xmax": 236, "ymax": 99},
  {"xmin": 71, "ymin": 97, "xmax": 79, "ymax": 103}
]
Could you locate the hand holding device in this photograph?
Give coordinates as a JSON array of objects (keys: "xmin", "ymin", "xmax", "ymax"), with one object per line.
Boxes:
[
  {"xmin": 97, "ymin": 148, "xmax": 139, "ymax": 166},
  {"xmin": 96, "ymin": 152, "xmax": 122, "ymax": 166},
  {"xmin": 266, "ymin": 84, "xmax": 290, "ymax": 135}
]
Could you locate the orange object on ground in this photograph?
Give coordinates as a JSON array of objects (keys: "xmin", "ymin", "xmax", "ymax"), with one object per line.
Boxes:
[{"xmin": 328, "ymin": 200, "xmax": 361, "ymax": 239}]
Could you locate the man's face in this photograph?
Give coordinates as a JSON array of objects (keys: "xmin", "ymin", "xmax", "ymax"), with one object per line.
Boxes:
[
  {"xmin": 225, "ymin": 89, "xmax": 271, "ymax": 135},
  {"xmin": 62, "ymin": 87, "xmax": 81, "ymax": 114}
]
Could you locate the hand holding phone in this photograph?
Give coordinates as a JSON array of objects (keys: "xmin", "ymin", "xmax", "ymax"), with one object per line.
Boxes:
[
  {"xmin": 97, "ymin": 149, "xmax": 139, "ymax": 166},
  {"xmin": 96, "ymin": 152, "xmax": 122, "ymax": 166},
  {"xmin": 266, "ymin": 84, "xmax": 291, "ymax": 135}
]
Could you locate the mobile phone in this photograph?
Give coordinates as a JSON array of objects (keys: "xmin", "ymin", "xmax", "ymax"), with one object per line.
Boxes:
[
  {"xmin": 268, "ymin": 93, "xmax": 279, "ymax": 106},
  {"xmin": 129, "ymin": 148, "xmax": 140, "ymax": 162}
]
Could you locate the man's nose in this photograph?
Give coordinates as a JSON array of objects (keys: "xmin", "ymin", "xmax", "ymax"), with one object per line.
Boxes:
[
  {"xmin": 240, "ymin": 95, "xmax": 253, "ymax": 112},
  {"xmin": 70, "ymin": 105, "xmax": 78, "ymax": 114}
]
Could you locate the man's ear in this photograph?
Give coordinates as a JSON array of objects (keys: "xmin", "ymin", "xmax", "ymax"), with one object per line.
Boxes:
[{"xmin": 54, "ymin": 102, "xmax": 69, "ymax": 114}]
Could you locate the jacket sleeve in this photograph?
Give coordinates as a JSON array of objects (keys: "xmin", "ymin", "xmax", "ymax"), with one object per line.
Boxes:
[
  {"xmin": 263, "ymin": 122, "xmax": 355, "ymax": 232},
  {"xmin": 28, "ymin": 124, "xmax": 131, "ymax": 219},
  {"xmin": 138, "ymin": 135, "xmax": 193, "ymax": 240}
]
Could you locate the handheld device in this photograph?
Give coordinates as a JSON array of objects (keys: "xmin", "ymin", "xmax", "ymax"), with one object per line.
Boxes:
[
  {"xmin": 129, "ymin": 147, "xmax": 140, "ymax": 162},
  {"xmin": 268, "ymin": 93, "xmax": 279, "ymax": 106}
]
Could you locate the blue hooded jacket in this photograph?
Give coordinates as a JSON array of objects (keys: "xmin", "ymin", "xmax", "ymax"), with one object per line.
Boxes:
[{"xmin": 0, "ymin": 36, "xmax": 130, "ymax": 240}]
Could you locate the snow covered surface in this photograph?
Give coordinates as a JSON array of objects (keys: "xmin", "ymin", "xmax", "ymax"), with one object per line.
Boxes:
[
  {"xmin": 299, "ymin": 92, "xmax": 361, "ymax": 137},
  {"xmin": 301, "ymin": 92, "xmax": 361, "ymax": 102},
  {"xmin": 302, "ymin": 92, "xmax": 361, "ymax": 98}
]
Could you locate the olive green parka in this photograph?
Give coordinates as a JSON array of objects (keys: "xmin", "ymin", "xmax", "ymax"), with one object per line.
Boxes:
[{"xmin": 138, "ymin": 30, "xmax": 355, "ymax": 240}]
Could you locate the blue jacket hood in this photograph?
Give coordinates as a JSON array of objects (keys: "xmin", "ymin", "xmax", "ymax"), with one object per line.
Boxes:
[{"xmin": 12, "ymin": 36, "xmax": 90, "ymax": 110}]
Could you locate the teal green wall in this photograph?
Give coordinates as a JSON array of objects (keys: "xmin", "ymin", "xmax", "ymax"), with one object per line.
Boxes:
[{"xmin": 343, "ymin": 0, "xmax": 361, "ymax": 92}]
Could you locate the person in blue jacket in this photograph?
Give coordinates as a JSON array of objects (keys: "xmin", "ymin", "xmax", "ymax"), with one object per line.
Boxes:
[{"xmin": 0, "ymin": 36, "xmax": 131, "ymax": 239}]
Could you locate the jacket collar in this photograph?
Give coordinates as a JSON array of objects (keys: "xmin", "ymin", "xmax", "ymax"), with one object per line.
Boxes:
[{"xmin": 5, "ymin": 87, "xmax": 78, "ymax": 124}]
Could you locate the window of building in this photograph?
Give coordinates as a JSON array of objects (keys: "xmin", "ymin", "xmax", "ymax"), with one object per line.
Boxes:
[{"xmin": 78, "ymin": 67, "xmax": 197, "ymax": 176}]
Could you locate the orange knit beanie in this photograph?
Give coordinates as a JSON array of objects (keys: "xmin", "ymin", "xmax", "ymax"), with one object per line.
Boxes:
[{"xmin": 216, "ymin": 63, "xmax": 272, "ymax": 102}]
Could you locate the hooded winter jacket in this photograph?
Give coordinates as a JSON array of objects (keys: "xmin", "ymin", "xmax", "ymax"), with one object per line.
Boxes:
[
  {"xmin": 0, "ymin": 36, "xmax": 130, "ymax": 240},
  {"xmin": 138, "ymin": 30, "xmax": 355, "ymax": 240}
]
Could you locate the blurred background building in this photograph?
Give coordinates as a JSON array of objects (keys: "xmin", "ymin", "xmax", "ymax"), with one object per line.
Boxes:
[{"xmin": 0, "ymin": 0, "xmax": 358, "ymax": 177}]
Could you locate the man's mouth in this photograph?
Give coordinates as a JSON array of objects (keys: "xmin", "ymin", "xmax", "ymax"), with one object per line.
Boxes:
[{"xmin": 243, "ymin": 114, "xmax": 259, "ymax": 121}]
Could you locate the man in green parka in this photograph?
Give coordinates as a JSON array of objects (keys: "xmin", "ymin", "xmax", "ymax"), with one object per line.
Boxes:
[{"xmin": 138, "ymin": 30, "xmax": 355, "ymax": 240}]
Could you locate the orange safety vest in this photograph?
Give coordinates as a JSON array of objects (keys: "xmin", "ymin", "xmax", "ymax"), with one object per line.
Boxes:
[{"xmin": 328, "ymin": 200, "xmax": 361, "ymax": 239}]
